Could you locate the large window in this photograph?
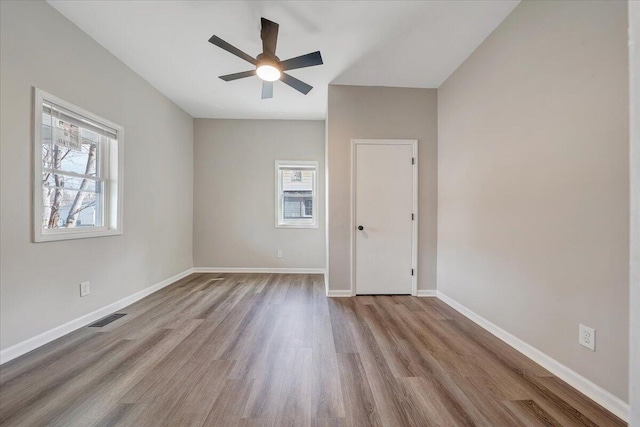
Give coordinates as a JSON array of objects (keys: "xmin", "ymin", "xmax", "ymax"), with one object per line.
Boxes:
[
  {"xmin": 33, "ymin": 88, "xmax": 123, "ymax": 242},
  {"xmin": 275, "ymin": 160, "xmax": 318, "ymax": 228}
]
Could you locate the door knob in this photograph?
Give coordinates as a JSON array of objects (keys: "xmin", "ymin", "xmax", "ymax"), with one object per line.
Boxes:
[{"xmin": 358, "ymin": 225, "xmax": 364, "ymax": 231}]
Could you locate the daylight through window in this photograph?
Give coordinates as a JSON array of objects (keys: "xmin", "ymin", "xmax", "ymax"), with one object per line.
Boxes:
[
  {"xmin": 276, "ymin": 161, "xmax": 318, "ymax": 228},
  {"xmin": 34, "ymin": 89, "xmax": 123, "ymax": 242}
]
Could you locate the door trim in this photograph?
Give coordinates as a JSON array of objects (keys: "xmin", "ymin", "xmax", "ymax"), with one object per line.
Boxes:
[{"xmin": 350, "ymin": 139, "xmax": 418, "ymax": 296}]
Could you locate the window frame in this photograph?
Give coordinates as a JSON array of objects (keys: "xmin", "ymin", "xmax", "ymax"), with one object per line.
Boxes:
[
  {"xmin": 33, "ymin": 88, "xmax": 124, "ymax": 242},
  {"xmin": 275, "ymin": 160, "xmax": 318, "ymax": 229}
]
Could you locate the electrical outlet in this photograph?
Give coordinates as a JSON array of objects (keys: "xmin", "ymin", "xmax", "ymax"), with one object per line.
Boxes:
[
  {"xmin": 80, "ymin": 281, "xmax": 91, "ymax": 297},
  {"xmin": 277, "ymin": 250, "xmax": 283, "ymax": 258},
  {"xmin": 579, "ymin": 323, "xmax": 595, "ymax": 351}
]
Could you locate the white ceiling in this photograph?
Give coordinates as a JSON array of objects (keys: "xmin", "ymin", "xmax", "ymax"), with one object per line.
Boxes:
[{"xmin": 48, "ymin": 1, "xmax": 518, "ymax": 120}]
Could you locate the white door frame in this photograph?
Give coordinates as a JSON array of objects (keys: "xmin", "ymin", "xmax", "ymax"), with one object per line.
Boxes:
[
  {"xmin": 629, "ymin": 1, "xmax": 639, "ymax": 423},
  {"xmin": 350, "ymin": 139, "xmax": 418, "ymax": 296}
]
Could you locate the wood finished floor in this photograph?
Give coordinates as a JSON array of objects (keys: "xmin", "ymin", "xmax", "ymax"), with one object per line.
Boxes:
[{"xmin": 0, "ymin": 273, "xmax": 626, "ymax": 427}]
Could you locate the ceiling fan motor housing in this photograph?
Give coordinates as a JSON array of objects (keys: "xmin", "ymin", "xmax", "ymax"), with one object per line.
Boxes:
[{"xmin": 256, "ymin": 53, "xmax": 280, "ymax": 70}]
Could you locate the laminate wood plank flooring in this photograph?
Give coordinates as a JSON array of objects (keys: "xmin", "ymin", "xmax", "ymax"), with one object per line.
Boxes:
[{"xmin": 0, "ymin": 273, "xmax": 626, "ymax": 426}]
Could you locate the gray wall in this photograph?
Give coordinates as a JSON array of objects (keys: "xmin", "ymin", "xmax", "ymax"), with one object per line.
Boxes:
[
  {"xmin": 0, "ymin": 1, "xmax": 194, "ymax": 350},
  {"xmin": 326, "ymin": 85, "xmax": 438, "ymax": 291},
  {"xmin": 438, "ymin": 0, "xmax": 629, "ymax": 401},
  {"xmin": 193, "ymin": 119, "xmax": 325, "ymax": 269},
  {"xmin": 630, "ymin": 1, "xmax": 640, "ymax": 423}
]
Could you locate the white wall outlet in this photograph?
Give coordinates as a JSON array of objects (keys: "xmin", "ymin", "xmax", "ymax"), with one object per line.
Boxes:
[
  {"xmin": 579, "ymin": 323, "xmax": 595, "ymax": 351},
  {"xmin": 277, "ymin": 250, "xmax": 283, "ymax": 258},
  {"xmin": 80, "ymin": 281, "xmax": 90, "ymax": 297}
]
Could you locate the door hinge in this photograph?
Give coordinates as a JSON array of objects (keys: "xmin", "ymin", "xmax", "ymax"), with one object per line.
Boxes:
[
  {"xmin": 412, "ymin": 213, "xmax": 415, "ymax": 220},
  {"xmin": 412, "ymin": 157, "xmax": 415, "ymax": 165},
  {"xmin": 411, "ymin": 269, "xmax": 414, "ymax": 276}
]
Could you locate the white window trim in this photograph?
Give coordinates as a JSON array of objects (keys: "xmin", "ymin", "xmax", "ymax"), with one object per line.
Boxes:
[
  {"xmin": 33, "ymin": 88, "xmax": 124, "ymax": 242},
  {"xmin": 275, "ymin": 160, "xmax": 318, "ymax": 229}
]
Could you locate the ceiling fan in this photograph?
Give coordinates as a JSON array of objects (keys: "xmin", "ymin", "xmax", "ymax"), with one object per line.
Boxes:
[{"xmin": 208, "ymin": 18, "xmax": 323, "ymax": 99}]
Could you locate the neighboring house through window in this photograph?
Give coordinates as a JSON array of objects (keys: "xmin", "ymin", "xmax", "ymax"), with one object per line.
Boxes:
[
  {"xmin": 33, "ymin": 88, "xmax": 123, "ymax": 242},
  {"xmin": 276, "ymin": 160, "xmax": 318, "ymax": 228}
]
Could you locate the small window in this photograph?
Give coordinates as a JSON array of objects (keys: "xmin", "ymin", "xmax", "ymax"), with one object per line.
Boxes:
[
  {"xmin": 276, "ymin": 160, "xmax": 318, "ymax": 228},
  {"xmin": 33, "ymin": 88, "xmax": 123, "ymax": 242}
]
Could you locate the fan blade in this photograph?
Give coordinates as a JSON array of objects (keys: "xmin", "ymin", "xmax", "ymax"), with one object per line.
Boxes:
[
  {"xmin": 261, "ymin": 81, "xmax": 273, "ymax": 99},
  {"xmin": 219, "ymin": 70, "xmax": 256, "ymax": 81},
  {"xmin": 279, "ymin": 51, "xmax": 323, "ymax": 71},
  {"xmin": 261, "ymin": 18, "xmax": 279, "ymax": 57},
  {"xmin": 280, "ymin": 73, "xmax": 313, "ymax": 95},
  {"xmin": 209, "ymin": 35, "xmax": 256, "ymax": 65}
]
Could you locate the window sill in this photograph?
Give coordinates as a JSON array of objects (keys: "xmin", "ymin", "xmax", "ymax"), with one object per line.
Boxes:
[
  {"xmin": 34, "ymin": 228, "xmax": 122, "ymax": 243},
  {"xmin": 275, "ymin": 223, "xmax": 319, "ymax": 229}
]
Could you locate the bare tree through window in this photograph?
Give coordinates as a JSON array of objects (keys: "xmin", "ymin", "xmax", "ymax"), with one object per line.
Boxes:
[{"xmin": 41, "ymin": 115, "xmax": 101, "ymax": 229}]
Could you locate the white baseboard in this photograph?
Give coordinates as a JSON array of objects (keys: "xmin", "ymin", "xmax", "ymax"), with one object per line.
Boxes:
[
  {"xmin": 0, "ymin": 268, "xmax": 195, "ymax": 365},
  {"xmin": 416, "ymin": 289, "xmax": 437, "ymax": 297},
  {"xmin": 436, "ymin": 292, "xmax": 629, "ymax": 422},
  {"xmin": 193, "ymin": 267, "xmax": 326, "ymax": 274},
  {"xmin": 327, "ymin": 290, "xmax": 353, "ymax": 297}
]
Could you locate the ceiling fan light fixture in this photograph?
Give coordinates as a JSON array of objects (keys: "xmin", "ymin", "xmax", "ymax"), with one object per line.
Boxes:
[{"xmin": 256, "ymin": 64, "xmax": 281, "ymax": 82}]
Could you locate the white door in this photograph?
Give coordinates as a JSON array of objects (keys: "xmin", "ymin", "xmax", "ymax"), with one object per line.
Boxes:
[{"xmin": 354, "ymin": 140, "xmax": 416, "ymax": 295}]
